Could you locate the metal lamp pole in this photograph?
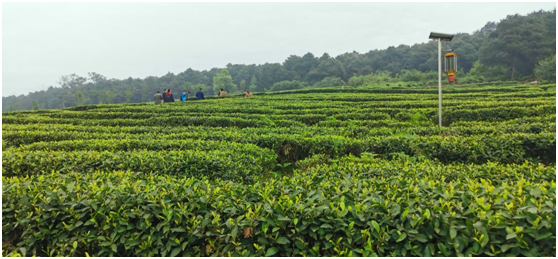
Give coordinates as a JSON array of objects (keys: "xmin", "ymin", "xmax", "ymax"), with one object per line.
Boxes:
[
  {"xmin": 437, "ymin": 38, "xmax": 442, "ymax": 127},
  {"xmin": 429, "ymin": 32, "xmax": 454, "ymax": 127}
]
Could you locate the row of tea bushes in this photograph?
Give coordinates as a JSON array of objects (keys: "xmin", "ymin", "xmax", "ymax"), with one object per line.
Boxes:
[
  {"xmin": 13, "ymin": 138, "xmax": 265, "ymax": 153},
  {"xmin": 296, "ymin": 154, "xmax": 556, "ymax": 185},
  {"xmin": 3, "ymin": 128, "xmax": 555, "ymax": 165},
  {"xmin": 4, "ymin": 114, "xmax": 554, "ymax": 142},
  {"xmin": 3, "ymin": 105, "xmax": 554, "ymax": 129},
  {"xmin": 52, "ymin": 97, "xmax": 557, "ymax": 114},
  {"xmin": 3, "ymin": 166, "xmax": 555, "ymax": 256},
  {"xmin": 443, "ymin": 105, "xmax": 555, "ymax": 124},
  {"xmin": 2, "ymin": 147, "xmax": 276, "ymax": 183}
]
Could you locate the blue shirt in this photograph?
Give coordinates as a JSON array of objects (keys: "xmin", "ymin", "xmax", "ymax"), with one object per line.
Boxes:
[
  {"xmin": 181, "ymin": 93, "xmax": 187, "ymax": 101},
  {"xmin": 196, "ymin": 91, "xmax": 204, "ymax": 100}
]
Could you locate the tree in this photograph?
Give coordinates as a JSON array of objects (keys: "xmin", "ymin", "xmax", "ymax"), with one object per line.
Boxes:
[
  {"xmin": 141, "ymin": 83, "xmax": 151, "ymax": 102},
  {"xmin": 93, "ymin": 89, "xmax": 114, "ymax": 104},
  {"xmin": 478, "ymin": 11, "xmax": 555, "ymax": 80},
  {"xmin": 270, "ymin": 80, "xmax": 308, "ymax": 91},
  {"xmin": 305, "ymin": 53, "xmax": 347, "ymax": 84},
  {"xmin": 283, "ymin": 53, "xmax": 319, "ymax": 81},
  {"xmin": 88, "ymin": 72, "xmax": 107, "ymax": 84},
  {"xmin": 257, "ymin": 63, "xmax": 290, "ymax": 91},
  {"xmin": 74, "ymin": 89, "xmax": 86, "ymax": 106},
  {"xmin": 239, "ymin": 79, "xmax": 247, "ymax": 92},
  {"xmin": 348, "ymin": 71, "xmax": 394, "ymax": 87},
  {"xmin": 313, "ymin": 77, "xmax": 346, "ymax": 88},
  {"xmin": 249, "ymin": 76, "xmax": 258, "ymax": 92},
  {"xmin": 60, "ymin": 73, "xmax": 87, "ymax": 89},
  {"xmin": 534, "ymin": 54, "xmax": 556, "ymax": 83},
  {"xmin": 31, "ymin": 99, "xmax": 40, "ymax": 110},
  {"xmin": 57, "ymin": 76, "xmax": 73, "ymax": 108},
  {"xmin": 398, "ymin": 69, "xmax": 425, "ymax": 82},
  {"xmin": 125, "ymin": 88, "xmax": 134, "ymax": 103},
  {"xmin": 466, "ymin": 60, "xmax": 508, "ymax": 81},
  {"xmin": 7, "ymin": 99, "xmax": 19, "ymax": 112},
  {"xmin": 193, "ymin": 83, "xmax": 209, "ymax": 92},
  {"xmin": 182, "ymin": 82, "xmax": 192, "ymax": 92},
  {"xmin": 212, "ymin": 68, "xmax": 238, "ymax": 94},
  {"xmin": 320, "ymin": 60, "xmax": 346, "ymax": 80}
]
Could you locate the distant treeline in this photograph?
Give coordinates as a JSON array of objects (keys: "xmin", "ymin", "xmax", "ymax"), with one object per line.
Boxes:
[{"xmin": 3, "ymin": 9, "xmax": 555, "ymax": 112}]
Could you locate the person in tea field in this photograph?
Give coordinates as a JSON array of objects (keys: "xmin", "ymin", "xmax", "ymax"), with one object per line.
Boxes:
[
  {"xmin": 219, "ymin": 88, "xmax": 227, "ymax": 98},
  {"xmin": 166, "ymin": 89, "xmax": 175, "ymax": 102},
  {"xmin": 196, "ymin": 88, "xmax": 205, "ymax": 100},
  {"xmin": 245, "ymin": 90, "xmax": 253, "ymax": 98},
  {"xmin": 181, "ymin": 91, "xmax": 189, "ymax": 101},
  {"xmin": 153, "ymin": 91, "xmax": 164, "ymax": 104},
  {"xmin": 162, "ymin": 89, "xmax": 168, "ymax": 102}
]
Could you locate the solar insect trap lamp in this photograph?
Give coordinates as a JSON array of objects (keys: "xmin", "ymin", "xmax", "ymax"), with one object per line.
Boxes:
[
  {"xmin": 444, "ymin": 52, "xmax": 457, "ymax": 83},
  {"xmin": 428, "ymin": 32, "xmax": 455, "ymax": 127}
]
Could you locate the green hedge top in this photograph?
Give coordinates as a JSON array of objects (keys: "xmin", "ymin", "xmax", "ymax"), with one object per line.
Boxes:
[
  {"xmin": 2, "ymin": 147, "xmax": 277, "ymax": 184},
  {"xmin": 3, "ymin": 168, "xmax": 555, "ymax": 257}
]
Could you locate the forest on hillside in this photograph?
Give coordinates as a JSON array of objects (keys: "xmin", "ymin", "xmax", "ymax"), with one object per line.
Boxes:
[{"xmin": 3, "ymin": 9, "xmax": 555, "ymax": 112}]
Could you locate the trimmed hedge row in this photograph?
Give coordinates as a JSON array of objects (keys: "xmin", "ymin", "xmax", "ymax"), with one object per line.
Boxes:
[
  {"xmin": 51, "ymin": 97, "xmax": 556, "ymax": 116},
  {"xmin": 443, "ymin": 105, "xmax": 556, "ymax": 124},
  {"xmin": 2, "ymin": 148, "xmax": 277, "ymax": 183},
  {"xmin": 4, "ymin": 114, "xmax": 554, "ymax": 140},
  {"xmin": 3, "ymin": 105, "xmax": 554, "ymax": 129},
  {"xmin": 12, "ymin": 138, "xmax": 266, "ymax": 153},
  {"xmin": 297, "ymin": 154, "xmax": 556, "ymax": 184},
  {"xmin": 3, "ymin": 168, "xmax": 555, "ymax": 256},
  {"xmin": 1, "ymin": 115, "xmax": 309, "ymax": 128},
  {"xmin": 248, "ymin": 132, "xmax": 557, "ymax": 165},
  {"xmin": 3, "ymin": 127, "xmax": 555, "ymax": 165}
]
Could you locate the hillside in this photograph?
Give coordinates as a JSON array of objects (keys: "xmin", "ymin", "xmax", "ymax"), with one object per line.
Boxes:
[{"xmin": 2, "ymin": 9, "xmax": 555, "ymax": 112}]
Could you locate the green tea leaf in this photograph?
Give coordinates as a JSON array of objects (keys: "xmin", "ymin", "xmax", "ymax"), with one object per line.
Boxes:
[
  {"xmin": 232, "ymin": 226, "xmax": 238, "ymax": 238},
  {"xmin": 321, "ymin": 223, "xmax": 333, "ymax": 229},
  {"xmin": 506, "ymin": 233, "xmax": 517, "ymax": 240},
  {"xmin": 413, "ymin": 234, "xmax": 428, "ymax": 243},
  {"xmin": 276, "ymin": 237, "xmax": 290, "ymax": 244},
  {"xmin": 171, "ymin": 227, "xmax": 186, "ymax": 232},
  {"xmin": 266, "ymin": 247, "xmax": 279, "ymax": 256},
  {"xmin": 480, "ymin": 233, "xmax": 489, "ymax": 248},
  {"xmin": 536, "ymin": 231, "xmax": 553, "ymax": 240},
  {"xmin": 530, "ymin": 187, "xmax": 542, "ymax": 198},
  {"xmin": 170, "ymin": 247, "xmax": 182, "ymax": 257},
  {"xmin": 396, "ymin": 233, "xmax": 407, "ymax": 242},
  {"xmin": 371, "ymin": 220, "xmax": 380, "ymax": 233},
  {"xmin": 424, "ymin": 243, "xmax": 432, "ymax": 256},
  {"xmin": 437, "ymin": 243, "xmax": 447, "ymax": 256},
  {"xmin": 450, "ymin": 228, "xmax": 457, "ymax": 239}
]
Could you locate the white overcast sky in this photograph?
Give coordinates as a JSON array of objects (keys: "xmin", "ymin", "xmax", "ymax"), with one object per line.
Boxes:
[{"xmin": 2, "ymin": 1, "xmax": 556, "ymax": 96}]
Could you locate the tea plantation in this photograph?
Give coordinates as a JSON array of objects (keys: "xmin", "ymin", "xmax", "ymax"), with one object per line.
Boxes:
[{"xmin": 2, "ymin": 83, "xmax": 556, "ymax": 256}]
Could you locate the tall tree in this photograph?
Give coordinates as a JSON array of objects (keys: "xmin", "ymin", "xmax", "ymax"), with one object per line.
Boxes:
[
  {"xmin": 31, "ymin": 99, "xmax": 40, "ymax": 110},
  {"xmin": 257, "ymin": 63, "xmax": 290, "ymax": 91},
  {"xmin": 124, "ymin": 88, "xmax": 134, "ymax": 103},
  {"xmin": 74, "ymin": 89, "xmax": 86, "ymax": 106},
  {"xmin": 478, "ymin": 11, "xmax": 556, "ymax": 80},
  {"xmin": 239, "ymin": 79, "xmax": 247, "ymax": 92},
  {"xmin": 212, "ymin": 68, "xmax": 237, "ymax": 94},
  {"xmin": 534, "ymin": 54, "xmax": 556, "ymax": 83},
  {"xmin": 283, "ymin": 52, "xmax": 319, "ymax": 82},
  {"xmin": 249, "ymin": 76, "xmax": 258, "ymax": 92}
]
